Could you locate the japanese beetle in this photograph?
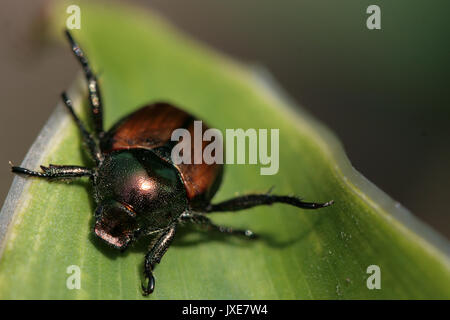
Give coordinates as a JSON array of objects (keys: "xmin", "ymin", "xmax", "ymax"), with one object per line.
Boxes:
[{"xmin": 11, "ymin": 30, "xmax": 333, "ymax": 296}]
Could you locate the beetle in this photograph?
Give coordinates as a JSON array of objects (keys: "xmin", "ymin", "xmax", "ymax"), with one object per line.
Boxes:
[{"xmin": 11, "ymin": 30, "xmax": 334, "ymax": 296}]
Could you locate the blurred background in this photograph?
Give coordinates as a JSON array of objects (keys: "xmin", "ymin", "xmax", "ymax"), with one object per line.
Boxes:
[{"xmin": 0, "ymin": 0, "xmax": 449, "ymax": 238}]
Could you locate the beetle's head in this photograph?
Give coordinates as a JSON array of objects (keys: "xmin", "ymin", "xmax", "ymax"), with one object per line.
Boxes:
[{"xmin": 94, "ymin": 200, "xmax": 139, "ymax": 250}]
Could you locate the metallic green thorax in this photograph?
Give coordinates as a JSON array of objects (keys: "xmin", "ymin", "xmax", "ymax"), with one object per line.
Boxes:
[{"xmin": 93, "ymin": 149, "xmax": 187, "ymax": 248}]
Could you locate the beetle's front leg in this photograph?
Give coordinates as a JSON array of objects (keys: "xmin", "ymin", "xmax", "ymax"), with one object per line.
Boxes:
[
  {"xmin": 11, "ymin": 164, "xmax": 92, "ymax": 180},
  {"xmin": 142, "ymin": 225, "xmax": 177, "ymax": 296}
]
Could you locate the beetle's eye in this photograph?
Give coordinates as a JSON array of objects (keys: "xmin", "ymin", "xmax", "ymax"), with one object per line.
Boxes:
[{"xmin": 94, "ymin": 200, "xmax": 139, "ymax": 249}]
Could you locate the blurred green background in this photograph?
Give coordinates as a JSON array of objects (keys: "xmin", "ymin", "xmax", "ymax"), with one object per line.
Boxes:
[{"xmin": 0, "ymin": 0, "xmax": 449, "ymax": 237}]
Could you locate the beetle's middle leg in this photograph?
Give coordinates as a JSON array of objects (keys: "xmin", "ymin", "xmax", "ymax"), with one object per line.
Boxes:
[
  {"xmin": 142, "ymin": 225, "xmax": 177, "ymax": 296},
  {"xmin": 180, "ymin": 212, "xmax": 257, "ymax": 239},
  {"xmin": 11, "ymin": 164, "xmax": 93, "ymax": 181},
  {"xmin": 61, "ymin": 92, "xmax": 103, "ymax": 164}
]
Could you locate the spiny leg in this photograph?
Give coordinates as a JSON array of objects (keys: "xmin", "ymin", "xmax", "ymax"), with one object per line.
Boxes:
[
  {"xmin": 142, "ymin": 225, "xmax": 176, "ymax": 296},
  {"xmin": 65, "ymin": 30, "xmax": 104, "ymax": 139},
  {"xmin": 204, "ymin": 194, "xmax": 334, "ymax": 213},
  {"xmin": 180, "ymin": 212, "xmax": 257, "ymax": 239},
  {"xmin": 11, "ymin": 164, "xmax": 92, "ymax": 180},
  {"xmin": 61, "ymin": 92, "xmax": 103, "ymax": 164}
]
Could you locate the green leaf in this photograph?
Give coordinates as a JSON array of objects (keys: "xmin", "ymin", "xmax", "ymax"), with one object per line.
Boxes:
[{"xmin": 0, "ymin": 1, "xmax": 449, "ymax": 299}]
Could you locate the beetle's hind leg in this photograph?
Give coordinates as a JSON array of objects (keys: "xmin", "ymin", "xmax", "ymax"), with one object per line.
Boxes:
[
  {"xmin": 203, "ymin": 194, "xmax": 334, "ymax": 213},
  {"xmin": 142, "ymin": 225, "xmax": 177, "ymax": 296},
  {"xmin": 180, "ymin": 212, "xmax": 257, "ymax": 239},
  {"xmin": 65, "ymin": 30, "xmax": 104, "ymax": 140},
  {"xmin": 11, "ymin": 164, "xmax": 92, "ymax": 181}
]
